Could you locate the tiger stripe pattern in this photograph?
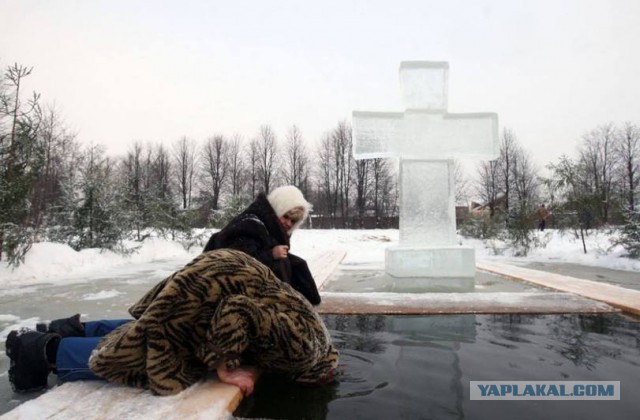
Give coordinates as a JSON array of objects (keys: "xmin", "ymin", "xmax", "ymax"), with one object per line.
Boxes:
[{"xmin": 88, "ymin": 249, "xmax": 339, "ymax": 395}]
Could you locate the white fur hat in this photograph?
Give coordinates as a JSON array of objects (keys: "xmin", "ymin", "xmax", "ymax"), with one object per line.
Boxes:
[{"xmin": 267, "ymin": 186, "xmax": 312, "ymax": 229}]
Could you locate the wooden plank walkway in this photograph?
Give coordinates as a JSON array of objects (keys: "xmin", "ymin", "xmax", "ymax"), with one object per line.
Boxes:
[
  {"xmin": 317, "ymin": 291, "xmax": 618, "ymax": 315},
  {"xmin": 309, "ymin": 250, "xmax": 347, "ymax": 291},
  {"xmin": 477, "ymin": 260, "xmax": 640, "ymax": 316}
]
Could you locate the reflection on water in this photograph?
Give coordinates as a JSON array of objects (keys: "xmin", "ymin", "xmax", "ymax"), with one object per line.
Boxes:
[{"xmin": 235, "ymin": 314, "xmax": 640, "ymax": 420}]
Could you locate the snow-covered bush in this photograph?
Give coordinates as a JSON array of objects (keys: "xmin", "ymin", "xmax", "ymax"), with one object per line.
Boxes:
[{"xmin": 611, "ymin": 209, "xmax": 640, "ymax": 259}]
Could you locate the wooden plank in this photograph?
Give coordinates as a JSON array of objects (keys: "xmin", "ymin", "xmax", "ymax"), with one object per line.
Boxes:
[
  {"xmin": 308, "ymin": 250, "xmax": 347, "ymax": 290},
  {"xmin": 169, "ymin": 379, "xmax": 245, "ymax": 419},
  {"xmin": 1, "ymin": 382, "xmax": 108, "ymax": 419},
  {"xmin": 48, "ymin": 384, "xmax": 146, "ymax": 419},
  {"xmin": 477, "ymin": 260, "xmax": 640, "ymax": 316},
  {"xmin": 2, "ymin": 250, "xmax": 348, "ymax": 420},
  {"xmin": 316, "ymin": 291, "xmax": 619, "ymax": 315}
]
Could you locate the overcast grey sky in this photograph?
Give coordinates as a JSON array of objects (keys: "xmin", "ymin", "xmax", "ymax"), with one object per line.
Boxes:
[{"xmin": 1, "ymin": 0, "xmax": 639, "ymax": 169}]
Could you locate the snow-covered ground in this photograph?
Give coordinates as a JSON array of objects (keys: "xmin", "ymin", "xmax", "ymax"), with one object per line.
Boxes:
[{"xmin": 1, "ymin": 228, "xmax": 639, "ymax": 288}]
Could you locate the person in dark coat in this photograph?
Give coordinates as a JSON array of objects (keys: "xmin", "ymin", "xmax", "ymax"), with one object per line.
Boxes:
[{"xmin": 204, "ymin": 185, "xmax": 321, "ymax": 305}]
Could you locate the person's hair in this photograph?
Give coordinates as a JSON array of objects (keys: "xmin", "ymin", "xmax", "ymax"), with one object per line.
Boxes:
[{"xmin": 284, "ymin": 207, "xmax": 305, "ymax": 223}]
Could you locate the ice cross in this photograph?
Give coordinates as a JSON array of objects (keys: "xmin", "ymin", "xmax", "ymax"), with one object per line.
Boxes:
[{"xmin": 352, "ymin": 61, "xmax": 498, "ymax": 278}]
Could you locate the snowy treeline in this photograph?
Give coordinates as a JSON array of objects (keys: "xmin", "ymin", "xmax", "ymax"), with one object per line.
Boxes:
[
  {"xmin": 472, "ymin": 125, "xmax": 640, "ymax": 257},
  {"xmin": 2, "ymin": 63, "xmax": 639, "ymax": 264},
  {"xmin": 0, "ymin": 64, "xmax": 398, "ymax": 264},
  {"xmin": 477, "ymin": 125, "xmax": 640, "ymax": 223}
]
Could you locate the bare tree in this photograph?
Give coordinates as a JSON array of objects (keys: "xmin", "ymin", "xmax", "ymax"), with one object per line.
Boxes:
[
  {"xmin": 354, "ymin": 159, "xmax": 369, "ymax": 223},
  {"xmin": 137, "ymin": 142, "xmax": 174, "ymax": 232},
  {"xmin": 316, "ymin": 132, "xmax": 338, "ymax": 217},
  {"xmin": 173, "ymin": 136, "xmax": 198, "ymax": 209},
  {"xmin": 453, "ymin": 159, "xmax": 469, "ymax": 205},
  {"xmin": 125, "ymin": 142, "xmax": 144, "ymax": 200},
  {"xmin": 227, "ymin": 134, "xmax": 245, "ymax": 198},
  {"xmin": 370, "ymin": 158, "xmax": 395, "ymax": 220},
  {"xmin": 579, "ymin": 124, "xmax": 618, "ymax": 223},
  {"xmin": 283, "ymin": 125, "xmax": 310, "ymax": 195},
  {"xmin": 498, "ymin": 128, "xmax": 518, "ymax": 212},
  {"xmin": 511, "ymin": 148, "xmax": 539, "ymax": 208},
  {"xmin": 152, "ymin": 143, "xmax": 172, "ymax": 202},
  {"xmin": 476, "ymin": 160, "xmax": 501, "ymax": 217},
  {"xmin": 141, "ymin": 142, "xmax": 154, "ymax": 195},
  {"xmin": 474, "ymin": 128, "xmax": 539, "ymax": 220},
  {"xmin": 331, "ymin": 121, "xmax": 353, "ymax": 220},
  {"xmin": 30, "ymin": 105, "xmax": 76, "ymax": 233},
  {"xmin": 256, "ymin": 125, "xmax": 278, "ymax": 194},
  {"xmin": 201, "ymin": 135, "xmax": 229, "ymax": 210},
  {"xmin": 314, "ymin": 122, "xmax": 353, "ymax": 222},
  {"xmin": 121, "ymin": 141, "xmax": 148, "ymax": 239},
  {"xmin": 247, "ymin": 139, "xmax": 259, "ymax": 198},
  {"xmin": 615, "ymin": 122, "xmax": 640, "ymax": 211}
]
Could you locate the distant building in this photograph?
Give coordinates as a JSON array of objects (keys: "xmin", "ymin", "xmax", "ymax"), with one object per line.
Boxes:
[{"xmin": 468, "ymin": 193, "xmax": 507, "ymax": 217}]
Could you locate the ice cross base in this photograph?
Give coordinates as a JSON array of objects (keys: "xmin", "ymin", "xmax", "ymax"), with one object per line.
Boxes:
[
  {"xmin": 386, "ymin": 246, "xmax": 476, "ymax": 278},
  {"xmin": 353, "ymin": 61, "xmax": 498, "ymax": 281}
]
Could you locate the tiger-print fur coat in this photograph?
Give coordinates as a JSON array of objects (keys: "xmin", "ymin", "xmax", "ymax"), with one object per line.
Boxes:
[{"xmin": 88, "ymin": 249, "xmax": 339, "ymax": 396}]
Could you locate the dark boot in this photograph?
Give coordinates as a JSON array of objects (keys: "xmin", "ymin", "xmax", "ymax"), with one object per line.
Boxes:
[
  {"xmin": 5, "ymin": 329, "xmax": 61, "ymax": 392},
  {"xmin": 36, "ymin": 314, "xmax": 85, "ymax": 337}
]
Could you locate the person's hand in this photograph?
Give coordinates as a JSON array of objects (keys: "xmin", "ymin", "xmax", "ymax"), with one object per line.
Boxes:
[
  {"xmin": 217, "ymin": 365, "xmax": 258, "ymax": 397},
  {"xmin": 272, "ymin": 245, "xmax": 289, "ymax": 260}
]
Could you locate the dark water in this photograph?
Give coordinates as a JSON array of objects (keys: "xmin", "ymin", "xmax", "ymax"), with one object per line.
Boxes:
[{"xmin": 235, "ymin": 314, "xmax": 640, "ymax": 420}]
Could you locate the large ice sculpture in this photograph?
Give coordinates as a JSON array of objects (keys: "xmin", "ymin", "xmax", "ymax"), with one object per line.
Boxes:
[{"xmin": 352, "ymin": 61, "xmax": 499, "ymax": 278}]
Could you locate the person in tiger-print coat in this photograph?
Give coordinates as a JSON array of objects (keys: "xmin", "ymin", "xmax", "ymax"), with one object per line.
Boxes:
[{"xmin": 6, "ymin": 249, "xmax": 339, "ymax": 396}]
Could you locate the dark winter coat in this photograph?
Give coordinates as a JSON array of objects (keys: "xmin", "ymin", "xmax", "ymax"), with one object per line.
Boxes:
[
  {"xmin": 203, "ymin": 193, "xmax": 320, "ymax": 305},
  {"xmin": 89, "ymin": 249, "xmax": 339, "ymax": 396}
]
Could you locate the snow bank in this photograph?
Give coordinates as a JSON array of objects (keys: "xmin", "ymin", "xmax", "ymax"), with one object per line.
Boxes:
[
  {"xmin": 1, "ymin": 229, "xmax": 638, "ymax": 289},
  {"xmin": 0, "ymin": 238, "xmax": 195, "ymax": 286}
]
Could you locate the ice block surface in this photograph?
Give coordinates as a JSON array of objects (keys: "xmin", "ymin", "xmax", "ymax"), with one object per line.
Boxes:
[
  {"xmin": 400, "ymin": 61, "xmax": 449, "ymax": 111},
  {"xmin": 400, "ymin": 160, "xmax": 456, "ymax": 246},
  {"xmin": 353, "ymin": 62, "xmax": 497, "ymax": 160},
  {"xmin": 351, "ymin": 61, "xmax": 499, "ymax": 278}
]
